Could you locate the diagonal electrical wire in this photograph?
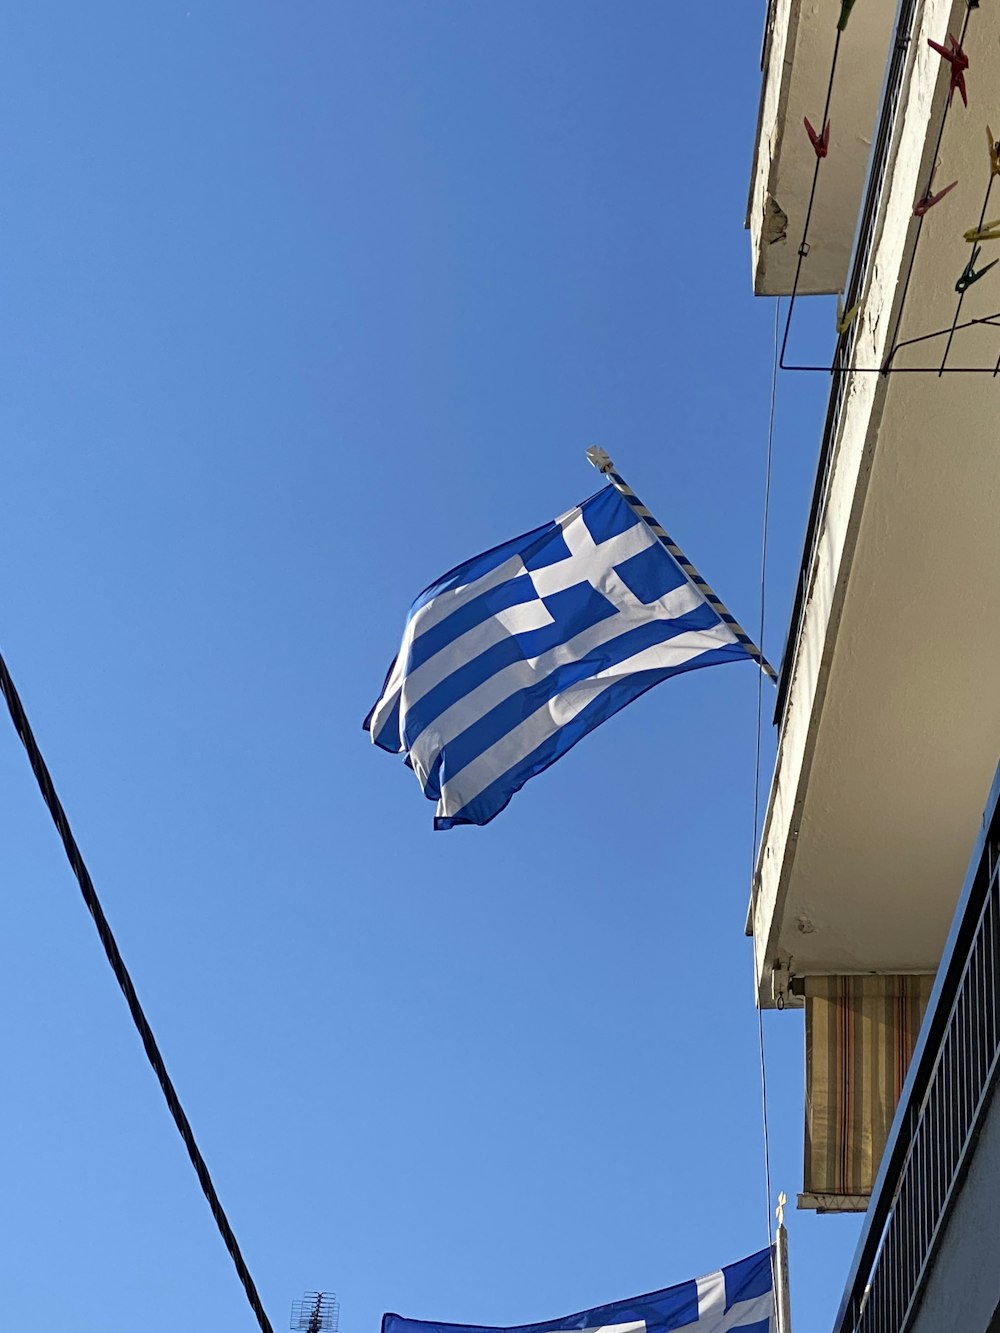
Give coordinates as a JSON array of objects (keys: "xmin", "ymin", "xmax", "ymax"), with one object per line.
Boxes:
[
  {"xmin": 750, "ymin": 298, "xmax": 781, "ymax": 1248},
  {"xmin": 0, "ymin": 649, "xmax": 275, "ymax": 1333}
]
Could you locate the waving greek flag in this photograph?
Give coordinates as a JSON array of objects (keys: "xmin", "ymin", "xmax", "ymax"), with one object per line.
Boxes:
[
  {"xmin": 382, "ymin": 1248, "xmax": 774, "ymax": 1333},
  {"xmin": 365, "ymin": 477, "xmax": 759, "ymax": 829}
]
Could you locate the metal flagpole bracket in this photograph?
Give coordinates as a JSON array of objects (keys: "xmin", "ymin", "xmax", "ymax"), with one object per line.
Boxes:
[{"xmin": 585, "ymin": 448, "xmax": 778, "ymax": 684}]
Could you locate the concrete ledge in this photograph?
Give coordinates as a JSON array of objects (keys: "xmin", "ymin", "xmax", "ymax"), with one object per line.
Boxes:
[{"xmin": 747, "ymin": 0, "xmax": 898, "ymax": 295}]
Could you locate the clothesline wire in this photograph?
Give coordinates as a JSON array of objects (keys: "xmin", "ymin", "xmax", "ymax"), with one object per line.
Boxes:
[
  {"xmin": 887, "ymin": 6, "xmax": 975, "ymax": 375},
  {"xmin": 938, "ymin": 175, "xmax": 994, "ymax": 372},
  {"xmin": 780, "ymin": 7, "xmax": 990, "ymax": 375},
  {"xmin": 778, "ymin": 32, "xmax": 842, "ymax": 371}
]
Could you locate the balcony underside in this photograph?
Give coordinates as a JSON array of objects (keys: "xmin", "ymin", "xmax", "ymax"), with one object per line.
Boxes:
[{"xmin": 748, "ymin": 0, "xmax": 898, "ymax": 295}]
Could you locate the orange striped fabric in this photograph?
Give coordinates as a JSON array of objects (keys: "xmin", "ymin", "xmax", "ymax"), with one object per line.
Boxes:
[{"xmin": 802, "ymin": 975, "xmax": 933, "ymax": 1209}]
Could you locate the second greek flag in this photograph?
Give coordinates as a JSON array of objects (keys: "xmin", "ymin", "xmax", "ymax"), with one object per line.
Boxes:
[{"xmin": 381, "ymin": 1248, "xmax": 774, "ymax": 1333}]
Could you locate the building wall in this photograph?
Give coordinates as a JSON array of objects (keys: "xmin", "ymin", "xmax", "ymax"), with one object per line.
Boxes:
[
  {"xmin": 909, "ymin": 1077, "xmax": 1000, "ymax": 1333},
  {"xmin": 749, "ymin": 0, "xmax": 953, "ymax": 998}
]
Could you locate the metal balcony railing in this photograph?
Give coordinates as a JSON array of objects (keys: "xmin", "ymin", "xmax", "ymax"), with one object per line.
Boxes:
[{"xmin": 834, "ymin": 765, "xmax": 1000, "ymax": 1333}]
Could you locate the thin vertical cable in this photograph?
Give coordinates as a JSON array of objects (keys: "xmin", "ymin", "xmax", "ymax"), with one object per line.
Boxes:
[{"xmin": 752, "ymin": 299, "xmax": 781, "ymax": 1246}]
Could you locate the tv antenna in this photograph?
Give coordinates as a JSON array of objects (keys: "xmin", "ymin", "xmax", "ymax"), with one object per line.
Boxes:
[{"xmin": 291, "ymin": 1293, "xmax": 340, "ymax": 1333}]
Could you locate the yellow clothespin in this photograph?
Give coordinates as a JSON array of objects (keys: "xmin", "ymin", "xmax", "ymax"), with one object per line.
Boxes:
[
  {"xmin": 776, "ymin": 1192, "xmax": 787, "ymax": 1228},
  {"xmin": 836, "ymin": 296, "xmax": 861, "ymax": 333},
  {"xmin": 988, "ymin": 125, "xmax": 1000, "ymax": 177},
  {"xmin": 963, "ymin": 218, "xmax": 1000, "ymax": 243}
]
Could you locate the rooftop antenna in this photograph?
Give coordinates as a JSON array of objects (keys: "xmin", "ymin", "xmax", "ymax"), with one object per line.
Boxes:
[{"xmin": 291, "ymin": 1293, "xmax": 340, "ymax": 1333}]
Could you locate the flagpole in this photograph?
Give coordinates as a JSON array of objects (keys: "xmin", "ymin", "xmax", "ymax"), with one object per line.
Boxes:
[
  {"xmin": 586, "ymin": 447, "xmax": 778, "ymax": 684},
  {"xmin": 774, "ymin": 1192, "xmax": 793, "ymax": 1333}
]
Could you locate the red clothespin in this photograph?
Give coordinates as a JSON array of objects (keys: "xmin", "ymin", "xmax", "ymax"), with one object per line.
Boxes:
[
  {"xmin": 928, "ymin": 33, "xmax": 969, "ymax": 107},
  {"xmin": 914, "ymin": 177, "xmax": 958, "ymax": 216},
  {"xmin": 804, "ymin": 116, "xmax": 830, "ymax": 158}
]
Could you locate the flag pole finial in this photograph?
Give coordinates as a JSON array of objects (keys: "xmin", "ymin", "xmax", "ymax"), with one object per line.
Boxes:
[{"xmin": 586, "ymin": 445, "xmax": 614, "ymax": 474}]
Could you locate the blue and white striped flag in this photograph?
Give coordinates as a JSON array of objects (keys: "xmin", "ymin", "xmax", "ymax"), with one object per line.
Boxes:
[
  {"xmin": 382, "ymin": 1249, "xmax": 774, "ymax": 1333},
  {"xmin": 365, "ymin": 484, "xmax": 753, "ymax": 829}
]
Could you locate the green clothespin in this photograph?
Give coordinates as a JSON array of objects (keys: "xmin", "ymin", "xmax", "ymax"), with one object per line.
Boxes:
[
  {"xmin": 837, "ymin": 0, "xmax": 858, "ymax": 31},
  {"xmin": 956, "ymin": 245, "xmax": 999, "ymax": 293}
]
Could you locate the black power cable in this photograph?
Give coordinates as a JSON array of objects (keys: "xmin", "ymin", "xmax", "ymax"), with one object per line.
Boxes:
[{"xmin": 0, "ymin": 649, "xmax": 274, "ymax": 1333}]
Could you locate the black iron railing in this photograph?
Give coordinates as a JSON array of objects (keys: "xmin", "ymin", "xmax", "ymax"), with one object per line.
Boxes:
[{"xmin": 834, "ymin": 764, "xmax": 1000, "ymax": 1333}]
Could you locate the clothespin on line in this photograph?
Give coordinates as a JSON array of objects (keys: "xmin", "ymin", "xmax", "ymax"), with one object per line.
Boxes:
[
  {"xmin": 804, "ymin": 116, "xmax": 830, "ymax": 159},
  {"xmin": 964, "ymin": 218, "xmax": 1000, "ymax": 243},
  {"xmin": 956, "ymin": 244, "xmax": 999, "ymax": 293},
  {"xmin": 836, "ymin": 296, "xmax": 861, "ymax": 334},
  {"xmin": 928, "ymin": 33, "xmax": 969, "ymax": 107},
  {"xmin": 914, "ymin": 178, "xmax": 957, "ymax": 216}
]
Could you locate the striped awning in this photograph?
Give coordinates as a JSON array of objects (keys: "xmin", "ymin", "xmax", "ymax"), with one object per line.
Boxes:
[{"xmin": 801, "ymin": 975, "xmax": 933, "ymax": 1211}]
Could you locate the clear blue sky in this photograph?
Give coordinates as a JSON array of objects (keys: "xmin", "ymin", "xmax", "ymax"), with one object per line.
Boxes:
[{"xmin": 0, "ymin": 5, "xmax": 860, "ymax": 1333}]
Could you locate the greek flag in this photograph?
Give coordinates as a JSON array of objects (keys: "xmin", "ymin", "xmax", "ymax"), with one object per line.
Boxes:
[
  {"xmin": 382, "ymin": 1248, "xmax": 774, "ymax": 1333},
  {"xmin": 365, "ymin": 484, "xmax": 752, "ymax": 829}
]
